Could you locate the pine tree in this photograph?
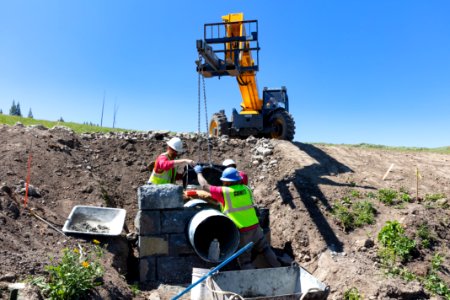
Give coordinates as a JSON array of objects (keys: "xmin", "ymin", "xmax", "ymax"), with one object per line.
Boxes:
[
  {"xmin": 16, "ymin": 102, "xmax": 22, "ymax": 116},
  {"xmin": 0, "ymin": 109, "xmax": 3, "ymax": 114},
  {"xmin": 28, "ymin": 108, "xmax": 34, "ymax": 118},
  {"xmin": 58, "ymin": 117, "xmax": 65, "ymax": 122},
  {"xmin": 9, "ymin": 100, "xmax": 17, "ymax": 116}
]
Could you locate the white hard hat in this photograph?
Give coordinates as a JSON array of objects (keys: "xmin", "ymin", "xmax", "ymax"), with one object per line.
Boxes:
[
  {"xmin": 167, "ymin": 137, "xmax": 184, "ymax": 153},
  {"xmin": 222, "ymin": 159, "xmax": 236, "ymax": 167}
]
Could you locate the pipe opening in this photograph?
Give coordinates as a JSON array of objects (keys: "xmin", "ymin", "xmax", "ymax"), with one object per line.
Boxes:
[
  {"xmin": 183, "ymin": 164, "xmax": 225, "ymax": 188},
  {"xmin": 188, "ymin": 209, "xmax": 240, "ymax": 263}
]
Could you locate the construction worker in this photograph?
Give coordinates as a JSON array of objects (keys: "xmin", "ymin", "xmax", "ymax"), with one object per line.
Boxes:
[
  {"xmin": 148, "ymin": 137, "xmax": 195, "ymax": 184},
  {"xmin": 222, "ymin": 159, "xmax": 248, "ymax": 185},
  {"xmin": 194, "ymin": 165, "xmax": 281, "ymax": 269}
]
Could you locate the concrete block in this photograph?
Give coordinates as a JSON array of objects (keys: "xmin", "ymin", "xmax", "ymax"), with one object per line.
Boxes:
[
  {"xmin": 169, "ymin": 233, "xmax": 195, "ymax": 256},
  {"xmin": 138, "ymin": 184, "xmax": 184, "ymax": 210},
  {"xmin": 139, "ymin": 256, "xmax": 156, "ymax": 283},
  {"xmin": 139, "ymin": 236, "xmax": 169, "ymax": 257},
  {"xmin": 161, "ymin": 208, "xmax": 198, "ymax": 233},
  {"xmin": 156, "ymin": 256, "xmax": 213, "ymax": 284},
  {"xmin": 135, "ymin": 210, "xmax": 161, "ymax": 236}
]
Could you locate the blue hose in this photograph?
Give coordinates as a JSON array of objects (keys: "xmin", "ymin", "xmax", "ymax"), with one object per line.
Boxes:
[{"xmin": 171, "ymin": 241, "xmax": 254, "ymax": 300}]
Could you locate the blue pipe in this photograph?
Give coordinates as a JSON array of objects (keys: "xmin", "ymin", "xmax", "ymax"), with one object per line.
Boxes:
[{"xmin": 172, "ymin": 241, "xmax": 254, "ymax": 300}]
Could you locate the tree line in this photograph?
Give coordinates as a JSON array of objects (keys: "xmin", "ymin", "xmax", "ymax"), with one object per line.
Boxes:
[
  {"xmin": 1, "ymin": 100, "xmax": 64, "ymax": 121},
  {"xmin": 1, "ymin": 99, "xmax": 117, "ymax": 127},
  {"xmin": 2, "ymin": 100, "xmax": 34, "ymax": 118}
]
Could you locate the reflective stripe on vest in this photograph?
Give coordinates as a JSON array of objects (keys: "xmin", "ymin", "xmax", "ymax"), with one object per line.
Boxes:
[
  {"xmin": 148, "ymin": 153, "xmax": 177, "ymax": 184},
  {"xmin": 222, "ymin": 185, "xmax": 259, "ymax": 229}
]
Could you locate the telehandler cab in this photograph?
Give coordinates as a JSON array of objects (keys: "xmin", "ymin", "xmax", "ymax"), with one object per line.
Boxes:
[{"xmin": 196, "ymin": 13, "xmax": 296, "ymax": 141}]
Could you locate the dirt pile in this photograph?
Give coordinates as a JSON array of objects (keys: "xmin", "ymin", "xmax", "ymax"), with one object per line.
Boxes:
[{"xmin": 1, "ymin": 123, "xmax": 449, "ymax": 299}]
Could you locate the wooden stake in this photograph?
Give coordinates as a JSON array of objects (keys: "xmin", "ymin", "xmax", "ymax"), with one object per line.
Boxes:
[
  {"xmin": 382, "ymin": 163, "xmax": 394, "ymax": 181},
  {"xmin": 416, "ymin": 167, "xmax": 421, "ymax": 201}
]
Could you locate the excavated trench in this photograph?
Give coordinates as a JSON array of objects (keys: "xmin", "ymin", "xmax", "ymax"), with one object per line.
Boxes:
[{"xmin": 2, "ymin": 126, "xmax": 450, "ymax": 299}]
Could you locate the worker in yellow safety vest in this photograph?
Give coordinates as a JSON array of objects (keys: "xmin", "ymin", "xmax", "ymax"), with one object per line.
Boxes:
[
  {"xmin": 194, "ymin": 165, "xmax": 281, "ymax": 269},
  {"xmin": 148, "ymin": 137, "xmax": 195, "ymax": 184}
]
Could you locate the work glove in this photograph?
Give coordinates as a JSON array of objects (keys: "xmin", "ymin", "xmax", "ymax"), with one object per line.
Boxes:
[{"xmin": 194, "ymin": 165, "xmax": 203, "ymax": 174}]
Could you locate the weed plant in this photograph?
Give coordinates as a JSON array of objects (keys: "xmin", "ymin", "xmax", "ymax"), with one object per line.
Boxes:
[
  {"xmin": 424, "ymin": 254, "xmax": 450, "ymax": 298},
  {"xmin": 350, "ymin": 190, "xmax": 361, "ymax": 198},
  {"xmin": 377, "ymin": 223, "xmax": 450, "ymax": 298},
  {"xmin": 416, "ymin": 224, "xmax": 434, "ymax": 249},
  {"xmin": 130, "ymin": 283, "xmax": 140, "ymax": 297},
  {"xmin": 32, "ymin": 240, "xmax": 105, "ymax": 299},
  {"xmin": 387, "ymin": 266, "xmax": 417, "ymax": 281},
  {"xmin": 378, "ymin": 188, "xmax": 412, "ymax": 206},
  {"xmin": 332, "ymin": 203, "xmax": 354, "ymax": 232},
  {"xmin": 366, "ymin": 191, "xmax": 377, "ymax": 199},
  {"xmin": 378, "ymin": 221, "xmax": 416, "ymax": 263},
  {"xmin": 400, "ymin": 193, "xmax": 412, "ymax": 202},
  {"xmin": 378, "ymin": 189, "xmax": 397, "ymax": 205},
  {"xmin": 423, "ymin": 193, "xmax": 448, "ymax": 209},
  {"xmin": 425, "ymin": 193, "xmax": 447, "ymax": 202},
  {"xmin": 343, "ymin": 287, "xmax": 362, "ymax": 300},
  {"xmin": 332, "ymin": 198, "xmax": 376, "ymax": 232},
  {"xmin": 353, "ymin": 201, "xmax": 376, "ymax": 227}
]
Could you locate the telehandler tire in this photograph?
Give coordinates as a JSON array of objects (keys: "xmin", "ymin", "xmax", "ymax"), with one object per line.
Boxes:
[
  {"xmin": 269, "ymin": 110, "xmax": 295, "ymax": 141},
  {"xmin": 209, "ymin": 112, "xmax": 229, "ymax": 137}
]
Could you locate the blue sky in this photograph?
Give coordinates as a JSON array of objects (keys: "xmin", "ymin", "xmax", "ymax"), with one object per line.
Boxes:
[{"xmin": 1, "ymin": 1, "xmax": 449, "ymax": 147}]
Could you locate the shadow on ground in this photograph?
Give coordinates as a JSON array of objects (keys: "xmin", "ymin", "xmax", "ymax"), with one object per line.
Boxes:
[{"xmin": 276, "ymin": 143, "xmax": 375, "ymax": 253}]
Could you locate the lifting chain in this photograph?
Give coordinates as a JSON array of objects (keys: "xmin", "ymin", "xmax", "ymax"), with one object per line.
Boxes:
[{"xmin": 197, "ymin": 55, "xmax": 212, "ymax": 165}]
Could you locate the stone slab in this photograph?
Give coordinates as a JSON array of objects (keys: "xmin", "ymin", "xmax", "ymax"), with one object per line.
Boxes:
[
  {"xmin": 139, "ymin": 235, "xmax": 169, "ymax": 257},
  {"xmin": 135, "ymin": 210, "xmax": 161, "ymax": 236},
  {"xmin": 138, "ymin": 184, "xmax": 183, "ymax": 210}
]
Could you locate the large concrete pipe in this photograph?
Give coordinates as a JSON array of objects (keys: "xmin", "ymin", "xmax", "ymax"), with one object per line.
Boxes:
[{"xmin": 188, "ymin": 209, "xmax": 240, "ymax": 263}]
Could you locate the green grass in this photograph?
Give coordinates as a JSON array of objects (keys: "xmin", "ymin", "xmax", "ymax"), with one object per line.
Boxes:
[
  {"xmin": 0, "ymin": 114, "xmax": 130, "ymax": 134},
  {"xmin": 312, "ymin": 142, "xmax": 450, "ymax": 154}
]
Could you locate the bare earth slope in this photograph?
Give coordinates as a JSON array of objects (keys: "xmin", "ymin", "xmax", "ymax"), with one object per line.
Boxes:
[{"xmin": 0, "ymin": 124, "xmax": 449, "ymax": 299}]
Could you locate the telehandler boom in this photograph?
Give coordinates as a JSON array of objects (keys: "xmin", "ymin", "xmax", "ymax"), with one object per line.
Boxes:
[{"xmin": 196, "ymin": 13, "xmax": 296, "ymax": 141}]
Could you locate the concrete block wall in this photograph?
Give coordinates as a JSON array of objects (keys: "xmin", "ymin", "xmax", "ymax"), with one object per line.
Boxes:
[{"xmin": 136, "ymin": 184, "xmax": 213, "ymax": 284}]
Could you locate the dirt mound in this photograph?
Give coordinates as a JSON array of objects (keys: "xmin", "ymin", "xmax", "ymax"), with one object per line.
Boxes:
[{"xmin": 1, "ymin": 123, "xmax": 449, "ymax": 299}]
